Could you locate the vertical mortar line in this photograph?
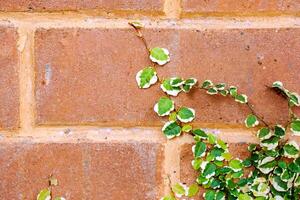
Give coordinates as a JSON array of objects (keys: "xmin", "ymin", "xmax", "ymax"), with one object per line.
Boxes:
[
  {"xmin": 163, "ymin": 139, "xmax": 181, "ymax": 195},
  {"xmin": 18, "ymin": 24, "xmax": 35, "ymax": 135},
  {"xmin": 164, "ymin": 0, "xmax": 182, "ymax": 19}
]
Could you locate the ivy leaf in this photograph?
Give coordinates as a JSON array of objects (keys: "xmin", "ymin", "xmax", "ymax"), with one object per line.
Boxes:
[
  {"xmin": 160, "ymin": 196, "xmax": 176, "ymax": 200},
  {"xmin": 203, "ymin": 163, "xmax": 217, "ymax": 178},
  {"xmin": 168, "ymin": 112, "xmax": 177, "ymax": 121},
  {"xmin": 288, "ymin": 92, "xmax": 300, "ymax": 106},
  {"xmin": 234, "ymin": 94, "xmax": 248, "ymax": 104},
  {"xmin": 193, "ymin": 141, "xmax": 207, "ymax": 158},
  {"xmin": 207, "ymin": 87, "xmax": 218, "ymax": 95},
  {"xmin": 290, "ymin": 119, "xmax": 300, "ymax": 136},
  {"xmin": 283, "ymin": 141, "xmax": 299, "ymax": 158},
  {"xmin": 270, "ymin": 175, "xmax": 290, "ymax": 192},
  {"xmin": 229, "ymin": 159, "xmax": 243, "ymax": 172},
  {"xmin": 219, "ymin": 89, "xmax": 229, "ymax": 96},
  {"xmin": 162, "ymin": 121, "xmax": 181, "ymax": 139},
  {"xmin": 161, "ymin": 79, "xmax": 181, "ymax": 96},
  {"xmin": 136, "ymin": 67, "xmax": 157, "ymax": 89},
  {"xmin": 177, "ymin": 107, "xmax": 195, "ymax": 123},
  {"xmin": 192, "ymin": 129, "xmax": 208, "ymax": 139},
  {"xmin": 260, "ymin": 136, "xmax": 280, "ymax": 150},
  {"xmin": 172, "ymin": 183, "xmax": 187, "ymax": 198},
  {"xmin": 187, "ymin": 184, "xmax": 199, "ymax": 197},
  {"xmin": 272, "ymin": 81, "xmax": 283, "ymax": 88},
  {"xmin": 154, "ymin": 97, "xmax": 175, "ymax": 116},
  {"xmin": 192, "ymin": 158, "xmax": 202, "ymax": 170},
  {"xmin": 215, "ymin": 191, "xmax": 225, "ymax": 200},
  {"xmin": 229, "ymin": 86, "xmax": 238, "ymax": 97},
  {"xmin": 245, "ymin": 114, "xmax": 259, "ymax": 128},
  {"xmin": 182, "ymin": 124, "xmax": 192, "ymax": 132},
  {"xmin": 238, "ymin": 193, "xmax": 253, "ymax": 200},
  {"xmin": 201, "ymin": 80, "xmax": 213, "ymax": 89},
  {"xmin": 37, "ymin": 189, "xmax": 51, "ymax": 200},
  {"xmin": 258, "ymin": 157, "xmax": 276, "ymax": 174},
  {"xmin": 149, "ymin": 47, "xmax": 170, "ymax": 65},
  {"xmin": 215, "ymin": 83, "xmax": 226, "ymax": 90},
  {"xmin": 170, "ymin": 77, "xmax": 184, "ymax": 87},
  {"xmin": 54, "ymin": 198, "xmax": 66, "ymax": 200},
  {"xmin": 182, "ymin": 78, "xmax": 197, "ymax": 93},
  {"xmin": 128, "ymin": 21, "xmax": 144, "ymax": 29},
  {"xmin": 204, "ymin": 190, "xmax": 216, "ymax": 200},
  {"xmin": 274, "ymin": 125, "xmax": 285, "ymax": 138},
  {"xmin": 257, "ymin": 127, "xmax": 272, "ymax": 140}
]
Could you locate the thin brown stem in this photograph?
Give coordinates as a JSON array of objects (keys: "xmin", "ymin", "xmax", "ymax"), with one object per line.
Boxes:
[
  {"xmin": 128, "ymin": 22, "xmax": 150, "ymax": 54},
  {"xmin": 167, "ymin": 174, "xmax": 177, "ymax": 199},
  {"xmin": 246, "ymin": 102, "xmax": 269, "ymax": 127}
]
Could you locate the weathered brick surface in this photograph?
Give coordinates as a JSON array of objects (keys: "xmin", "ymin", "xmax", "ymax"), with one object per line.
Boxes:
[
  {"xmin": 0, "ymin": 27, "xmax": 19, "ymax": 130},
  {"xmin": 35, "ymin": 27, "xmax": 300, "ymax": 126},
  {"xmin": 0, "ymin": 0, "xmax": 164, "ymax": 12},
  {"xmin": 0, "ymin": 140, "xmax": 163, "ymax": 200},
  {"xmin": 182, "ymin": 0, "xmax": 300, "ymax": 14},
  {"xmin": 180, "ymin": 143, "xmax": 250, "ymax": 199}
]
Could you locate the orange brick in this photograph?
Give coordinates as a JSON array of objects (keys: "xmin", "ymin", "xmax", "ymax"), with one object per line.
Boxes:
[
  {"xmin": 0, "ymin": 140, "xmax": 163, "ymax": 200},
  {"xmin": 0, "ymin": 0, "xmax": 164, "ymax": 12},
  {"xmin": 34, "ymin": 27, "xmax": 300, "ymax": 126},
  {"xmin": 180, "ymin": 143, "xmax": 250, "ymax": 199},
  {"xmin": 182, "ymin": 0, "xmax": 300, "ymax": 14},
  {"xmin": 0, "ymin": 26, "xmax": 19, "ymax": 130}
]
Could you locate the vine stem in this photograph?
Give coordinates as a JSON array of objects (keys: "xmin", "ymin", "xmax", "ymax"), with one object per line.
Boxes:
[
  {"xmin": 246, "ymin": 102, "xmax": 269, "ymax": 128},
  {"xmin": 167, "ymin": 174, "xmax": 176, "ymax": 198}
]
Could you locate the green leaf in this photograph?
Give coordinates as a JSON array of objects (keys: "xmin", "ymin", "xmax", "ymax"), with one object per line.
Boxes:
[
  {"xmin": 257, "ymin": 127, "xmax": 272, "ymax": 140},
  {"xmin": 229, "ymin": 159, "xmax": 243, "ymax": 172},
  {"xmin": 229, "ymin": 86, "xmax": 238, "ymax": 97},
  {"xmin": 270, "ymin": 175, "xmax": 290, "ymax": 192},
  {"xmin": 182, "ymin": 124, "xmax": 192, "ymax": 132},
  {"xmin": 128, "ymin": 21, "xmax": 144, "ymax": 29},
  {"xmin": 207, "ymin": 133, "xmax": 216, "ymax": 144},
  {"xmin": 160, "ymin": 195, "xmax": 176, "ymax": 200},
  {"xmin": 162, "ymin": 121, "xmax": 181, "ymax": 139},
  {"xmin": 204, "ymin": 190, "xmax": 216, "ymax": 200},
  {"xmin": 182, "ymin": 78, "xmax": 197, "ymax": 93},
  {"xmin": 201, "ymin": 80, "xmax": 213, "ymax": 89},
  {"xmin": 37, "ymin": 189, "xmax": 51, "ymax": 200},
  {"xmin": 260, "ymin": 136, "xmax": 279, "ymax": 150},
  {"xmin": 222, "ymin": 152, "xmax": 232, "ymax": 161},
  {"xmin": 203, "ymin": 163, "xmax": 217, "ymax": 178},
  {"xmin": 215, "ymin": 191, "xmax": 225, "ymax": 200},
  {"xmin": 274, "ymin": 125, "xmax": 285, "ymax": 138},
  {"xmin": 193, "ymin": 141, "xmax": 207, "ymax": 158},
  {"xmin": 283, "ymin": 141, "xmax": 299, "ymax": 158},
  {"xmin": 192, "ymin": 158, "xmax": 202, "ymax": 170},
  {"xmin": 238, "ymin": 193, "xmax": 253, "ymax": 200},
  {"xmin": 192, "ymin": 129, "xmax": 208, "ymax": 139},
  {"xmin": 219, "ymin": 90, "xmax": 229, "ymax": 96},
  {"xmin": 258, "ymin": 157, "xmax": 276, "ymax": 174},
  {"xmin": 248, "ymin": 144, "xmax": 257, "ymax": 152},
  {"xmin": 291, "ymin": 119, "xmax": 300, "ymax": 136},
  {"xmin": 168, "ymin": 112, "xmax": 177, "ymax": 121},
  {"xmin": 149, "ymin": 47, "xmax": 170, "ymax": 65},
  {"xmin": 177, "ymin": 107, "xmax": 195, "ymax": 123},
  {"xmin": 288, "ymin": 92, "xmax": 300, "ymax": 106},
  {"xmin": 216, "ymin": 83, "xmax": 226, "ymax": 90},
  {"xmin": 136, "ymin": 67, "xmax": 157, "ymax": 89},
  {"xmin": 170, "ymin": 77, "xmax": 184, "ymax": 87},
  {"xmin": 161, "ymin": 79, "xmax": 181, "ymax": 96},
  {"xmin": 207, "ymin": 87, "xmax": 218, "ymax": 95},
  {"xmin": 154, "ymin": 97, "xmax": 174, "ymax": 116},
  {"xmin": 171, "ymin": 183, "xmax": 186, "ymax": 197},
  {"xmin": 245, "ymin": 114, "xmax": 259, "ymax": 128},
  {"xmin": 187, "ymin": 184, "xmax": 199, "ymax": 197},
  {"xmin": 234, "ymin": 94, "xmax": 248, "ymax": 104},
  {"xmin": 54, "ymin": 198, "xmax": 66, "ymax": 200},
  {"xmin": 272, "ymin": 81, "xmax": 283, "ymax": 88}
]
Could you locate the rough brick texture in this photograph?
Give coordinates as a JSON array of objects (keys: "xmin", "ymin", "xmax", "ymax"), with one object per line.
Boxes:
[
  {"xmin": 180, "ymin": 143, "xmax": 250, "ymax": 199},
  {"xmin": 0, "ymin": 27, "xmax": 19, "ymax": 130},
  {"xmin": 0, "ymin": 0, "xmax": 164, "ymax": 12},
  {"xmin": 35, "ymin": 27, "xmax": 300, "ymax": 126},
  {"xmin": 182, "ymin": 0, "xmax": 300, "ymax": 14},
  {"xmin": 0, "ymin": 140, "xmax": 163, "ymax": 200}
]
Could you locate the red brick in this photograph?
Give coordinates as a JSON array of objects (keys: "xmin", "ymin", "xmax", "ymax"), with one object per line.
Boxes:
[
  {"xmin": 182, "ymin": 0, "xmax": 300, "ymax": 14},
  {"xmin": 0, "ymin": 0, "xmax": 163, "ymax": 12},
  {"xmin": 180, "ymin": 143, "xmax": 250, "ymax": 199},
  {"xmin": 35, "ymin": 27, "xmax": 300, "ymax": 126},
  {"xmin": 0, "ymin": 27, "xmax": 19, "ymax": 130},
  {"xmin": 34, "ymin": 28, "xmax": 177, "ymax": 126},
  {"xmin": 0, "ymin": 139, "xmax": 163, "ymax": 199}
]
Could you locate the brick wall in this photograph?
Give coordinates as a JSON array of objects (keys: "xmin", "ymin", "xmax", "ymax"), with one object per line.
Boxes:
[{"xmin": 0, "ymin": 1, "xmax": 299, "ymax": 199}]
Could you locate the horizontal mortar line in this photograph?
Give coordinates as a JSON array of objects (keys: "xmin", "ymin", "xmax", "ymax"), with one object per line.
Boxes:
[{"xmin": 0, "ymin": 15, "xmax": 299, "ymax": 29}]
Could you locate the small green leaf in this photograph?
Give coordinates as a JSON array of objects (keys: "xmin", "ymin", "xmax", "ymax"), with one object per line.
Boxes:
[
  {"xmin": 128, "ymin": 21, "xmax": 144, "ymax": 29},
  {"xmin": 258, "ymin": 157, "xmax": 276, "ymax": 174},
  {"xmin": 162, "ymin": 121, "xmax": 181, "ymax": 139},
  {"xmin": 291, "ymin": 119, "xmax": 300, "ymax": 136},
  {"xmin": 154, "ymin": 97, "xmax": 175, "ymax": 116},
  {"xmin": 219, "ymin": 89, "xmax": 229, "ymax": 96},
  {"xmin": 192, "ymin": 158, "xmax": 202, "ymax": 170},
  {"xmin": 274, "ymin": 125, "xmax": 285, "ymax": 138},
  {"xmin": 272, "ymin": 81, "xmax": 283, "ymax": 88},
  {"xmin": 177, "ymin": 107, "xmax": 195, "ymax": 123},
  {"xmin": 215, "ymin": 83, "xmax": 226, "ymax": 90},
  {"xmin": 229, "ymin": 159, "xmax": 243, "ymax": 172},
  {"xmin": 260, "ymin": 136, "xmax": 279, "ymax": 150},
  {"xmin": 170, "ymin": 77, "xmax": 184, "ymax": 87},
  {"xmin": 207, "ymin": 87, "xmax": 218, "ymax": 95},
  {"xmin": 37, "ymin": 189, "xmax": 51, "ymax": 200},
  {"xmin": 245, "ymin": 114, "xmax": 259, "ymax": 128},
  {"xmin": 54, "ymin": 198, "xmax": 66, "ymax": 200},
  {"xmin": 248, "ymin": 144, "xmax": 257, "ymax": 152},
  {"xmin": 203, "ymin": 163, "xmax": 217, "ymax": 178},
  {"xmin": 149, "ymin": 47, "xmax": 170, "ymax": 65},
  {"xmin": 182, "ymin": 124, "xmax": 192, "ymax": 132},
  {"xmin": 136, "ymin": 67, "xmax": 157, "ymax": 89},
  {"xmin": 187, "ymin": 184, "xmax": 199, "ymax": 197},
  {"xmin": 257, "ymin": 127, "xmax": 272, "ymax": 140},
  {"xmin": 171, "ymin": 183, "xmax": 186, "ymax": 197},
  {"xmin": 201, "ymin": 80, "xmax": 213, "ymax": 89},
  {"xmin": 182, "ymin": 78, "xmax": 197, "ymax": 93},
  {"xmin": 192, "ymin": 129, "xmax": 208, "ymax": 139},
  {"xmin": 234, "ymin": 94, "xmax": 248, "ymax": 104},
  {"xmin": 168, "ymin": 112, "xmax": 177, "ymax": 121},
  {"xmin": 204, "ymin": 190, "xmax": 216, "ymax": 200},
  {"xmin": 229, "ymin": 86, "xmax": 238, "ymax": 97},
  {"xmin": 283, "ymin": 141, "xmax": 299, "ymax": 158},
  {"xmin": 161, "ymin": 79, "xmax": 181, "ymax": 96},
  {"xmin": 160, "ymin": 195, "xmax": 176, "ymax": 200},
  {"xmin": 207, "ymin": 133, "xmax": 216, "ymax": 144},
  {"xmin": 288, "ymin": 92, "xmax": 300, "ymax": 106},
  {"xmin": 193, "ymin": 141, "xmax": 207, "ymax": 158},
  {"xmin": 238, "ymin": 193, "xmax": 253, "ymax": 200}
]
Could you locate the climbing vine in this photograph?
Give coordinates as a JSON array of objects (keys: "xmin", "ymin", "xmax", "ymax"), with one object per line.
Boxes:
[{"xmin": 129, "ymin": 21, "xmax": 300, "ymax": 200}]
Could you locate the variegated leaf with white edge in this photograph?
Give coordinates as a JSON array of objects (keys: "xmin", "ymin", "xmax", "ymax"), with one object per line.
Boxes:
[
  {"xmin": 136, "ymin": 67, "xmax": 157, "ymax": 89},
  {"xmin": 37, "ymin": 189, "xmax": 51, "ymax": 200},
  {"xmin": 154, "ymin": 97, "xmax": 175, "ymax": 116},
  {"xmin": 149, "ymin": 47, "xmax": 170, "ymax": 65},
  {"xmin": 177, "ymin": 107, "xmax": 195, "ymax": 123},
  {"xmin": 161, "ymin": 79, "xmax": 182, "ymax": 96},
  {"xmin": 162, "ymin": 121, "xmax": 181, "ymax": 139},
  {"xmin": 245, "ymin": 114, "xmax": 259, "ymax": 128}
]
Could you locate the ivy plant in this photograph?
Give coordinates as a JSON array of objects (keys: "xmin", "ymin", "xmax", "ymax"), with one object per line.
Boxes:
[
  {"xmin": 129, "ymin": 22, "xmax": 300, "ymax": 200},
  {"xmin": 37, "ymin": 177, "xmax": 65, "ymax": 200}
]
